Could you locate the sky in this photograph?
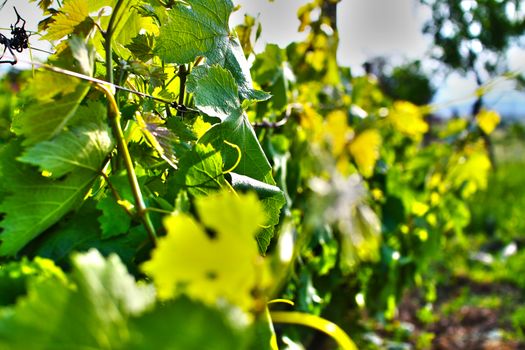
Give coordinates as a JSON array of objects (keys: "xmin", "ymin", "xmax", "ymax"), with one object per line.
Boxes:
[
  {"xmin": 1, "ymin": 0, "xmax": 524, "ymax": 118},
  {"xmin": 231, "ymin": 0, "xmax": 525, "ymax": 118}
]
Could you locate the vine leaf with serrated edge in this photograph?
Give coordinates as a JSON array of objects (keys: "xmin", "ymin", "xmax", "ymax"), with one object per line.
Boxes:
[
  {"xmin": 18, "ymin": 123, "xmax": 114, "ymax": 179},
  {"xmin": 188, "ymin": 65, "xmax": 284, "ymax": 252},
  {"xmin": 155, "ymin": 0, "xmax": 270, "ymax": 101}
]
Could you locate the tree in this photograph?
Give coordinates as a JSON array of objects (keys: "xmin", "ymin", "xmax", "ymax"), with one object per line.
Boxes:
[{"xmin": 420, "ymin": 0, "xmax": 525, "ymax": 114}]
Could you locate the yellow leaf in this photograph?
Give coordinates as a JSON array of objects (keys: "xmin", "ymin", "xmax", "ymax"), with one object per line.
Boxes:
[
  {"xmin": 348, "ymin": 129, "xmax": 382, "ymax": 178},
  {"xmin": 447, "ymin": 152, "xmax": 491, "ymax": 197},
  {"xmin": 324, "ymin": 110, "xmax": 351, "ymax": 156},
  {"xmin": 142, "ymin": 191, "xmax": 268, "ymax": 312},
  {"xmin": 388, "ymin": 101, "xmax": 428, "ymax": 140},
  {"xmin": 299, "ymin": 104, "xmax": 324, "ymax": 141},
  {"xmin": 476, "ymin": 109, "xmax": 500, "ymax": 135},
  {"xmin": 42, "ymin": 0, "xmax": 89, "ymax": 41}
]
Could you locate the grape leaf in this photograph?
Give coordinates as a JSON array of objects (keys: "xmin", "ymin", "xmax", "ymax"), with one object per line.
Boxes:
[
  {"xmin": 135, "ymin": 112, "xmax": 179, "ymax": 169},
  {"xmin": 41, "ymin": 0, "xmax": 91, "ymax": 41},
  {"xmin": 126, "ymin": 34, "xmax": 155, "ymax": 61},
  {"xmin": 201, "ymin": 112, "xmax": 274, "ymax": 185},
  {"xmin": 142, "ymin": 191, "xmax": 266, "ymax": 311},
  {"xmin": 229, "ymin": 173, "xmax": 286, "ymax": 253},
  {"xmin": 128, "ymin": 296, "xmax": 246, "ymax": 350},
  {"xmin": 186, "ymin": 65, "xmax": 240, "ymax": 121},
  {"xmin": 0, "ymin": 257, "xmax": 66, "ymax": 307},
  {"xmin": 29, "ymin": 200, "xmax": 147, "ymax": 268},
  {"xmin": 171, "ymin": 143, "xmax": 229, "ymax": 197},
  {"xmin": 0, "ymin": 250, "xmax": 154, "ymax": 349},
  {"xmin": 0, "ymin": 143, "xmax": 100, "ymax": 256},
  {"xmin": 96, "ymin": 174, "xmax": 134, "ymax": 239},
  {"xmin": 252, "ymin": 44, "xmax": 290, "ymax": 111},
  {"xmin": 189, "ymin": 65, "xmax": 284, "ymax": 251},
  {"xmin": 12, "ymin": 83, "xmax": 90, "ymax": 146},
  {"xmin": 222, "ymin": 36, "xmax": 271, "ymax": 102},
  {"xmin": 18, "ymin": 123, "xmax": 114, "ymax": 179},
  {"xmin": 155, "ymin": 0, "xmax": 269, "ymax": 101},
  {"xmin": 154, "ymin": 0, "xmax": 233, "ymax": 65}
]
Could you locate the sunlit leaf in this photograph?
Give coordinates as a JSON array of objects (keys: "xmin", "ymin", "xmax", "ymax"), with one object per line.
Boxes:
[
  {"xmin": 142, "ymin": 191, "xmax": 267, "ymax": 311},
  {"xmin": 18, "ymin": 123, "xmax": 113, "ymax": 179},
  {"xmin": 156, "ymin": 0, "xmax": 269, "ymax": 101},
  {"xmin": 135, "ymin": 112, "xmax": 178, "ymax": 169},
  {"xmin": 476, "ymin": 109, "xmax": 500, "ymax": 135},
  {"xmin": 0, "ymin": 250, "xmax": 155, "ymax": 349},
  {"xmin": 171, "ymin": 143, "xmax": 229, "ymax": 197},
  {"xmin": 388, "ymin": 101, "xmax": 429, "ymax": 140},
  {"xmin": 187, "ymin": 65, "xmax": 240, "ymax": 121},
  {"xmin": 13, "ymin": 83, "xmax": 90, "ymax": 146},
  {"xmin": 41, "ymin": 0, "xmax": 91, "ymax": 41},
  {"xmin": 349, "ymin": 129, "xmax": 382, "ymax": 178}
]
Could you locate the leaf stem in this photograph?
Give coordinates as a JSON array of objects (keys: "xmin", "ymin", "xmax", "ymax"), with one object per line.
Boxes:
[
  {"xmin": 104, "ymin": 0, "xmax": 126, "ymax": 83},
  {"xmin": 177, "ymin": 64, "xmax": 188, "ymax": 116},
  {"xmin": 97, "ymin": 83, "xmax": 157, "ymax": 245}
]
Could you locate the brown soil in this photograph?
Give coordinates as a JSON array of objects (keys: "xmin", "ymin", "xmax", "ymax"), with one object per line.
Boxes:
[{"xmin": 396, "ymin": 276, "xmax": 525, "ymax": 349}]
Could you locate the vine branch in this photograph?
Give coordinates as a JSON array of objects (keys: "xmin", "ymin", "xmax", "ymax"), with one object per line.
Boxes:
[
  {"xmin": 104, "ymin": 0, "xmax": 126, "ymax": 84},
  {"xmin": 97, "ymin": 83, "xmax": 157, "ymax": 245}
]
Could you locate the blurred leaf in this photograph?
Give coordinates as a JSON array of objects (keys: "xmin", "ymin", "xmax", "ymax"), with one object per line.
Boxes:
[
  {"xmin": 0, "ymin": 250, "xmax": 154, "ymax": 349},
  {"xmin": 476, "ymin": 109, "xmax": 500, "ymax": 135},
  {"xmin": 349, "ymin": 129, "xmax": 382, "ymax": 178},
  {"xmin": 388, "ymin": 101, "xmax": 429, "ymax": 140},
  {"xmin": 128, "ymin": 296, "xmax": 247, "ymax": 350},
  {"xmin": 142, "ymin": 191, "xmax": 267, "ymax": 311}
]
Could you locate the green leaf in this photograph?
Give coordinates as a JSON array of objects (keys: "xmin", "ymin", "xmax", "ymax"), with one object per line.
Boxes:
[
  {"xmin": 30, "ymin": 200, "xmax": 147, "ymax": 268},
  {"xmin": 187, "ymin": 65, "xmax": 240, "ymax": 121},
  {"xmin": 126, "ymin": 34, "xmax": 155, "ymax": 61},
  {"xmin": 69, "ymin": 35, "xmax": 95, "ymax": 76},
  {"xmin": 12, "ymin": 83, "xmax": 90, "ymax": 146},
  {"xmin": 0, "ymin": 143, "xmax": 99, "ymax": 256},
  {"xmin": 229, "ymin": 173, "xmax": 286, "ymax": 253},
  {"xmin": 0, "ymin": 257, "xmax": 67, "ymax": 307},
  {"xmin": 155, "ymin": 1, "xmax": 269, "ymax": 101},
  {"xmin": 223, "ymin": 36, "xmax": 271, "ymax": 102},
  {"xmin": 18, "ymin": 123, "xmax": 114, "ymax": 179},
  {"xmin": 188, "ymin": 65, "xmax": 282, "ymax": 251},
  {"xmin": 0, "ymin": 250, "xmax": 154, "ymax": 349},
  {"xmin": 200, "ymin": 112, "xmax": 274, "ymax": 184},
  {"xmin": 128, "ymin": 296, "xmax": 246, "ymax": 350},
  {"xmin": 252, "ymin": 44, "xmax": 289, "ymax": 111},
  {"xmin": 96, "ymin": 175, "xmax": 134, "ymax": 239},
  {"xmin": 155, "ymin": 0, "xmax": 233, "ymax": 65},
  {"xmin": 171, "ymin": 143, "xmax": 229, "ymax": 197},
  {"xmin": 109, "ymin": 3, "xmax": 156, "ymax": 58}
]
